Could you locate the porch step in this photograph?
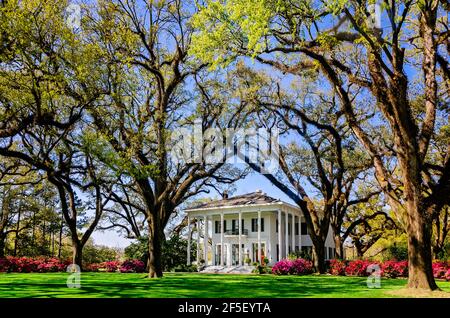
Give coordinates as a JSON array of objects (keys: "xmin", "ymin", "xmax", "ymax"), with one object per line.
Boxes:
[{"xmin": 199, "ymin": 265, "xmax": 254, "ymax": 274}]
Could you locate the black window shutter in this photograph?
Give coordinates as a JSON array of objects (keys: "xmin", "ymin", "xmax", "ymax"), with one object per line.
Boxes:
[{"xmin": 301, "ymin": 222, "xmax": 308, "ymax": 235}]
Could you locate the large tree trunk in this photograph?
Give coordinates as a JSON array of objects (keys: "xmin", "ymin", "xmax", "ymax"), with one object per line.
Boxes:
[
  {"xmin": 58, "ymin": 213, "xmax": 64, "ymax": 259},
  {"xmin": 311, "ymin": 238, "xmax": 326, "ymax": 274},
  {"xmin": 406, "ymin": 202, "xmax": 438, "ymax": 290},
  {"xmin": 147, "ymin": 215, "xmax": 163, "ymax": 278},
  {"xmin": 0, "ymin": 233, "xmax": 5, "ymax": 258},
  {"xmin": 72, "ymin": 240, "xmax": 83, "ymax": 271}
]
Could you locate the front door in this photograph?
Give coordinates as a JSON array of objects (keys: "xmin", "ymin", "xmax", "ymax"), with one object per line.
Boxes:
[
  {"xmin": 215, "ymin": 244, "xmax": 221, "ymax": 265},
  {"xmin": 231, "ymin": 244, "xmax": 239, "ymax": 266},
  {"xmin": 252, "ymin": 243, "xmax": 266, "ymax": 263}
]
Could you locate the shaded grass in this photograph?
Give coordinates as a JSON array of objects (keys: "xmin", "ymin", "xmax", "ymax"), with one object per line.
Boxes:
[{"xmin": 0, "ymin": 272, "xmax": 449, "ymax": 298}]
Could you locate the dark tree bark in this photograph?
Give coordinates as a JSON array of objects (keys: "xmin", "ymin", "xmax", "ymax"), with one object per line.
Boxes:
[
  {"xmin": 333, "ymin": 232, "xmax": 344, "ymax": 260},
  {"xmin": 147, "ymin": 215, "xmax": 164, "ymax": 278},
  {"xmin": 0, "ymin": 232, "xmax": 5, "ymax": 258}
]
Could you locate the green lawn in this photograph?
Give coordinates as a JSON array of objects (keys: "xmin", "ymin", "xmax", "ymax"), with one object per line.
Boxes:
[{"xmin": 0, "ymin": 272, "xmax": 449, "ymax": 298}]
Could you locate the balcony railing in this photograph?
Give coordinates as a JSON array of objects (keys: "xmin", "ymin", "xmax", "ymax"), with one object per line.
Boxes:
[{"xmin": 224, "ymin": 229, "xmax": 249, "ymax": 236}]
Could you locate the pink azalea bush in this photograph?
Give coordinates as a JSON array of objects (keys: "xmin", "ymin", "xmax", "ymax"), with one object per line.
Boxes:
[
  {"xmin": 432, "ymin": 262, "xmax": 449, "ymax": 279},
  {"xmin": 272, "ymin": 258, "xmax": 313, "ymax": 275},
  {"xmin": 271, "ymin": 259, "xmax": 292, "ymax": 275},
  {"xmin": 119, "ymin": 260, "xmax": 145, "ymax": 273},
  {"xmin": 445, "ymin": 269, "xmax": 450, "ymax": 281},
  {"xmin": 328, "ymin": 259, "xmax": 346, "ymax": 276},
  {"xmin": 381, "ymin": 260, "xmax": 408, "ymax": 278}
]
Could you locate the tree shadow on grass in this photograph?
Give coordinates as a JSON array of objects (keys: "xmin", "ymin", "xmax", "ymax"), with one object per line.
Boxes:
[{"xmin": 0, "ymin": 273, "xmax": 424, "ymax": 298}]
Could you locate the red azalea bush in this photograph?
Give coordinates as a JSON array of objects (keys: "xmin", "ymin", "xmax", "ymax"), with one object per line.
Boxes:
[
  {"xmin": 0, "ymin": 258, "xmax": 11, "ymax": 272},
  {"xmin": 328, "ymin": 259, "xmax": 346, "ymax": 276},
  {"xmin": 272, "ymin": 258, "xmax": 313, "ymax": 275},
  {"xmin": 119, "ymin": 259, "xmax": 145, "ymax": 273},
  {"xmin": 432, "ymin": 262, "xmax": 449, "ymax": 279},
  {"xmin": 344, "ymin": 260, "xmax": 378, "ymax": 276},
  {"xmin": 381, "ymin": 260, "xmax": 408, "ymax": 278},
  {"xmin": 86, "ymin": 263, "xmax": 101, "ymax": 272},
  {"xmin": 0, "ymin": 257, "xmax": 69, "ymax": 273},
  {"xmin": 102, "ymin": 261, "xmax": 121, "ymax": 272},
  {"xmin": 0, "ymin": 257, "xmax": 144, "ymax": 273}
]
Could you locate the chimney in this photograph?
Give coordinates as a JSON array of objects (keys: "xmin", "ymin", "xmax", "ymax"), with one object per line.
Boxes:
[{"xmin": 222, "ymin": 190, "xmax": 229, "ymax": 199}]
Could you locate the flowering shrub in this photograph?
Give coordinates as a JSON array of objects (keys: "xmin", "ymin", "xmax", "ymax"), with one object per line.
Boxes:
[
  {"xmin": 345, "ymin": 260, "xmax": 377, "ymax": 276},
  {"xmin": 119, "ymin": 260, "xmax": 145, "ymax": 273},
  {"xmin": 290, "ymin": 258, "xmax": 313, "ymax": 275},
  {"xmin": 272, "ymin": 258, "xmax": 313, "ymax": 275},
  {"xmin": 445, "ymin": 269, "xmax": 450, "ymax": 282},
  {"xmin": 0, "ymin": 257, "xmax": 145, "ymax": 273},
  {"xmin": 0, "ymin": 257, "xmax": 69, "ymax": 273},
  {"xmin": 0, "ymin": 258, "xmax": 11, "ymax": 272},
  {"xmin": 432, "ymin": 262, "xmax": 449, "ymax": 279},
  {"xmin": 271, "ymin": 259, "xmax": 292, "ymax": 275},
  {"xmin": 328, "ymin": 259, "xmax": 346, "ymax": 276},
  {"xmin": 381, "ymin": 260, "xmax": 408, "ymax": 278}
]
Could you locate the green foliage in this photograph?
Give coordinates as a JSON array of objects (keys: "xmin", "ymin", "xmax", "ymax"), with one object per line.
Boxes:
[
  {"xmin": 82, "ymin": 240, "xmax": 121, "ymax": 265},
  {"xmin": 124, "ymin": 235, "xmax": 197, "ymax": 272},
  {"xmin": 124, "ymin": 236, "xmax": 148, "ymax": 263},
  {"xmin": 382, "ymin": 243, "xmax": 408, "ymax": 261}
]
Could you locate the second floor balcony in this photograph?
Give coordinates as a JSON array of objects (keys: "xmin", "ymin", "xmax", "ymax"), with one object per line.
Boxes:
[{"xmin": 224, "ymin": 229, "xmax": 249, "ymax": 236}]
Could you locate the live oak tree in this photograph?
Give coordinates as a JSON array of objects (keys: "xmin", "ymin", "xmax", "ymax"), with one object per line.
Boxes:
[
  {"xmin": 85, "ymin": 0, "xmax": 248, "ymax": 277},
  {"xmin": 0, "ymin": 0, "xmax": 113, "ymax": 269},
  {"xmin": 224, "ymin": 63, "xmax": 378, "ymax": 271},
  {"xmin": 191, "ymin": 0, "xmax": 449, "ymax": 290},
  {"xmin": 343, "ymin": 193, "xmax": 398, "ymax": 258}
]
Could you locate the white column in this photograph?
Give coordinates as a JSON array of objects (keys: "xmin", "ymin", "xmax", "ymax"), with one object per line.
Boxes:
[
  {"xmin": 277, "ymin": 209, "xmax": 282, "ymax": 261},
  {"xmin": 187, "ymin": 215, "xmax": 191, "ymax": 265},
  {"xmin": 203, "ymin": 215, "xmax": 208, "ymax": 265},
  {"xmin": 291, "ymin": 214, "xmax": 295, "ymax": 253},
  {"xmin": 299, "ymin": 216, "xmax": 302, "ymax": 251},
  {"xmin": 258, "ymin": 210, "xmax": 262, "ymax": 263},
  {"xmin": 196, "ymin": 217, "xmax": 200, "ymax": 265},
  {"xmin": 285, "ymin": 211, "xmax": 289, "ymax": 257},
  {"xmin": 238, "ymin": 211, "xmax": 242, "ymax": 266},
  {"xmin": 220, "ymin": 212, "xmax": 224, "ymax": 266}
]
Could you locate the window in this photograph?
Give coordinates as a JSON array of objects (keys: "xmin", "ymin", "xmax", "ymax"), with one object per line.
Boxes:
[
  {"xmin": 251, "ymin": 219, "xmax": 257, "ymax": 232},
  {"xmin": 329, "ymin": 247, "xmax": 334, "ymax": 259},
  {"xmin": 232, "ymin": 219, "xmax": 237, "ymax": 231},
  {"xmin": 301, "ymin": 222, "xmax": 308, "ymax": 235},
  {"xmin": 276, "ymin": 220, "xmax": 278, "ymax": 233},
  {"xmin": 295, "ymin": 223, "xmax": 299, "ymax": 235},
  {"xmin": 288, "ymin": 223, "xmax": 291, "ymax": 235},
  {"xmin": 223, "ymin": 220, "xmax": 227, "ymax": 232},
  {"xmin": 215, "ymin": 220, "xmax": 221, "ymax": 234},
  {"xmin": 251, "ymin": 218, "xmax": 265, "ymax": 232}
]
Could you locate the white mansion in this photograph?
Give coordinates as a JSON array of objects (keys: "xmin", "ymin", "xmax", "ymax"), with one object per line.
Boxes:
[{"xmin": 185, "ymin": 191, "xmax": 335, "ymax": 270}]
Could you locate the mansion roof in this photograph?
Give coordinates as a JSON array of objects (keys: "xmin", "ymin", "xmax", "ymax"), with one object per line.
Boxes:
[{"xmin": 187, "ymin": 191, "xmax": 283, "ymax": 211}]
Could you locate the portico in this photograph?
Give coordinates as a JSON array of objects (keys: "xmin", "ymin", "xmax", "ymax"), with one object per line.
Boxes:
[{"xmin": 185, "ymin": 191, "xmax": 336, "ymax": 268}]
